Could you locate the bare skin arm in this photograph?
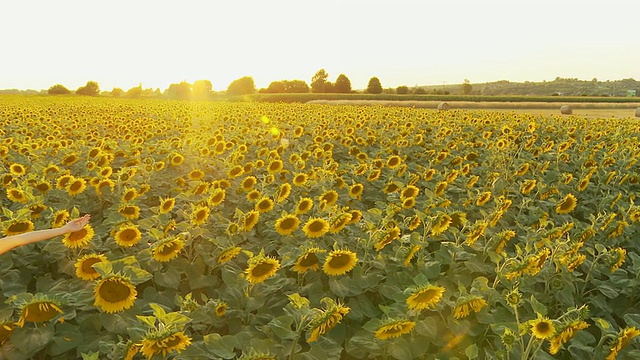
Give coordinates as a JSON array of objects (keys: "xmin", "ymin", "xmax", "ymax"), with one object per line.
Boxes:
[{"xmin": 0, "ymin": 214, "xmax": 91, "ymax": 255}]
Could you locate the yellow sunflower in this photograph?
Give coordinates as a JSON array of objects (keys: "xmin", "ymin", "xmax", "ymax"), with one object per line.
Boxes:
[
  {"xmin": 293, "ymin": 247, "xmax": 325, "ymax": 273},
  {"xmin": 406, "ymin": 285, "xmax": 446, "ymax": 311},
  {"xmin": 227, "ymin": 165, "xmax": 244, "ymax": 179},
  {"xmin": 75, "ymin": 253, "xmax": 108, "ymax": 280},
  {"xmin": 521, "ymin": 179, "xmax": 537, "ymax": 195},
  {"xmin": 347, "ymin": 209, "xmax": 362, "ymax": 224},
  {"xmin": 9, "ymin": 163, "xmax": 27, "ymax": 177},
  {"xmin": 215, "ymin": 302, "xmax": 228, "ymax": 316},
  {"xmin": 293, "ymin": 172, "xmax": 308, "ymax": 186},
  {"xmin": 549, "ymin": 320, "xmax": 589, "ymax": 355},
  {"xmin": 121, "ymin": 187, "xmax": 138, "ymax": 203},
  {"xmin": 65, "ymin": 177, "xmax": 87, "ymax": 196},
  {"xmin": 114, "ymin": 224, "xmax": 142, "ymax": 247},
  {"xmin": 170, "ymin": 153, "xmax": 185, "ymax": 166},
  {"xmin": 62, "ymin": 224, "xmax": 95, "ymax": 249},
  {"xmin": 383, "ymin": 182, "xmax": 400, "ymax": 194},
  {"xmin": 453, "ymin": 296, "xmax": 488, "ymax": 319},
  {"xmin": 188, "ymin": 169, "xmax": 205, "ymax": 181},
  {"xmin": 140, "ymin": 331, "xmax": 192, "ymax": 359},
  {"xmin": 17, "ymin": 296, "xmax": 63, "ymax": 327},
  {"xmin": 374, "ymin": 319, "xmax": 416, "ymax": 340},
  {"xmin": 386, "ymin": 155, "xmax": 402, "ymax": 169},
  {"xmin": 556, "ymin": 194, "xmax": 577, "ymax": 214},
  {"xmin": 328, "ymin": 212, "xmax": 352, "ymax": 234},
  {"xmin": 6, "ymin": 187, "xmax": 28, "ymax": 203},
  {"xmin": 35, "ymin": 180, "xmax": 52, "ymax": 194},
  {"xmin": 267, "ymin": 159, "xmax": 284, "ymax": 174},
  {"xmin": 190, "ymin": 205, "xmax": 211, "ymax": 226},
  {"xmin": 209, "ymin": 188, "xmax": 226, "ymax": 206},
  {"xmin": 118, "ymin": 204, "xmax": 141, "ymax": 220},
  {"xmin": 307, "ymin": 299, "xmax": 350, "ymax": 343},
  {"xmin": 400, "ymin": 185, "xmax": 419, "ymax": 200},
  {"xmin": 2, "ymin": 219, "xmax": 35, "ymax": 236},
  {"xmin": 56, "ymin": 174, "xmax": 73, "ymax": 189},
  {"xmin": 374, "ymin": 226, "xmax": 401, "ymax": 251},
  {"xmin": 476, "ymin": 191, "xmax": 492, "ymax": 206},
  {"xmin": 241, "ymin": 176, "xmax": 257, "ymax": 191},
  {"xmin": 158, "ymin": 197, "xmax": 176, "ymax": 214},
  {"xmin": 274, "ymin": 214, "xmax": 300, "ymax": 236},
  {"xmin": 434, "ymin": 181, "xmax": 448, "ymax": 196},
  {"xmin": 295, "ymin": 197, "xmax": 313, "ymax": 214},
  {"xmin": 302, "ymin": 217, "xmax": 330, "ymax": 238},
  {"xmin": 276, "ymin": 183, "xmax": 292, "ymax": 203},
  {"xmin": 240, "ymin": 210, "xmax": 260, "ymax": 232},
  {"xmin": 217, "ymin": 246, "xmax": 242, "ymax": 264},
  {"xmin": 94, "ymin": 275, "xmax": 137, "ymax": 313},
  {"xmin": 530, "ymin": 315, "xmax": 556, "ymax": 340},
  {"xmin": 318, "ymin": 190, "xmax": 339, "ymax": 208},
  {"xmin": 322, "ymin": 249, "xmax": 358, "ymax": 276},
  {"xmin": 245, "ymin": 252, "xmax": 280, "ymax": 284},
  {"xmin": 431, "ymin": 214, "xmax": 452, "ymax": 236},
  {"xmin": 152, "ymin": 236, "xmax": 185, "ymax": 262},
  {"xmin": 606, "ymin": 326, "xmax": 640, "ymax": 360}
]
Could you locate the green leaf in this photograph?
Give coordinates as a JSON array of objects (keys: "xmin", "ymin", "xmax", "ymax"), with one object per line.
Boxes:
[
  {"xmin": 267, "ymin": 315, "xmax": 297, "ymax": 340},
  {"xmin": 596, "ymin": 284, "xmax": 619, "ymax": 299},
  {"xmin": 203, "ymin": 333, "xmax": 237, "ymax": 359},
  {"xmin": 122, "ymin": 265, "xmax": 153, "ymax": 285},
  {"xmin": 465, "ymin": 344, "xmax": 479, "ymax": 359},
  {"xmin": 415, "ymin": 317, "xmax": 438, "ymax": 339},
  {"xmin": 154, "ymin": 268, "xmax": 182, "ymax": 289},
  {"xmin": 387, "ymin": 337, "xmax": 413, "ymax": 360},
  {"xmin": 529, "ymin": 295, "xmax": 547, "ymax": 315},
  {"xmin": 10, "ymin": 325, "xmax": 54, "ymax": 358},
  {"xmin": 81, "ymin": 352, "xmax": 100, "ymax": 360}
]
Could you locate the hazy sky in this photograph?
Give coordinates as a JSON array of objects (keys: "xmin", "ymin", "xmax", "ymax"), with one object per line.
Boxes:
[{"xmin": 1, "ymin": 0, "xmax": 638, "ymax": 91}]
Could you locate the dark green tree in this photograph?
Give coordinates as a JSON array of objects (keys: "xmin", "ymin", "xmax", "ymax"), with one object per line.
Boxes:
[
  {"xmin": 76, "ymin": 81, "xmax": 100, "ymax": 96},
  {"xmin": 366, "ymin": 77, "xmax": 382, "ymax": 94},
  {"xmin": 396, "ymin": 85, "xmax": 409, "ymax": 95},
  {"xmin": 227, "ymin": 76, "xmax": 256, "ymax": 95},
  {"xmin": 47, "ymin": 84, "xmax": 71, "ymax": 95},
  {"xmin": 461, "ymin": 79, "xmax": 473, "ymax": 95},
  {"xmin": 334, "ymin": 74, "xmax": 352, "ymax": 93},
  {"xmin": 412, "ymin": 86, "xmax": 427, "ymax": 94},
  {"xmin": 311, "ymin": 69, "xmax": 329, "ymax": 93}
]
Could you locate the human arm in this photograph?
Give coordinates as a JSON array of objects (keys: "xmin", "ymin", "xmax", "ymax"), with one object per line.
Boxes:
[{"xmin": 0, "ymin": 214, "xmax": 91, "ymax": 255}]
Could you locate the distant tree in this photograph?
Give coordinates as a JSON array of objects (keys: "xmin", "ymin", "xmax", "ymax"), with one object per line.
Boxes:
[
  {"xmin": 125, "ymin": 85, "xmax": 143, "ymax": 98},
  {"xmin": 48, "ymin": 84, "xmax": 71, "ymax": 95},
  {"xmin": 311, "ymin": 69, "xmax": 329, "ymax": 93},
  {"xmin": 76, "ymin": 81, "xmax": 100, "ymax": 96},
  {"xmin": 396, "ymin": 85, "xmax": 409, "ymax": 95},
  {"xmin": 322, "ymin": 82, "xmax": 335, "ymax": 93},
  {"xmin": 461, "ymin": 79, "xmax": 472, "ymax": 95},
  {"xmin": 165, "ymin": 81, "xmax": 192, "ymax": 100},
  {"xmin": 366, "ymin": 77, "xmax": 382, "ymax": 94},
  {"xmin": 265, "ymin": 80, "xmax": 310, "ymax": 93},
  {"xmin": 265, "ymin": 81, "xmax": 287, "ymax": 93},
  {"xmin": 110, "ymin": 88, "xmax": 124, "ymax": 97},
  {"xmin": 193, "ymin": 80, "xmax": 213, "ymax": 98},
  {"xmin": 334, "ymin": 74, "xmax": 352, "ymax": 93},
  {"xmin": 227, "ymin": 76, "xmax": 256, "ymax": 95},
  {"xmin": 412, "ymin": 86, "xmax": 427, "ymax": 94}
]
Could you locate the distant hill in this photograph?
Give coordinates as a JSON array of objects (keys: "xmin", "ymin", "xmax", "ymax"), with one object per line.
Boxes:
[{"xmin": 419, "ymin": 77, "xmax": 639, "ymax": 97}]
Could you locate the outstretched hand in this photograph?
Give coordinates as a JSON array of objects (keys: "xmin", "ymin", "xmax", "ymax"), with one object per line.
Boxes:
[{"xmin": 62, "ymin": 214, "xmax": 91, "ymax": 233}]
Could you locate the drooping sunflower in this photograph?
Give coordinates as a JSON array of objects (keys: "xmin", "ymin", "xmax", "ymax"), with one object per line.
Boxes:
[
  {"xmin": 606, "ymin": 326, "xmax": 640, "ymax": 360},
  {"xmin": 475, "ymin": 191, "xmax": 492, "ymax": 206},
  {"xmin": 577, "ymin": 177, "xmax": 590, "ymax": 192},
  {"xmin": 255, "ymin": 197, "xmax": 275, "ymax": 213},
  {"xmin": 556, "ymin": 193, "xmax": 577, "ymax": 214},
  {"xmin": 530, "ymin": 315, "xmax": 556, "ymax": 340},
  {"xmin": 521, "ymin": 179, "xmax": 537, "ymax": 195},
  {"xmin": 549, "ymin": 320, "xmax": 589, "ymax": 355},
  {"xmin": 209, "ymin": 188, "xmax": 226, "ymax": 206},
  {"xmin": 406, "ymin": 285, "xmax": 446, "ymax": 311},
  {"xmin": 307, "ymin": 299, "xmax": 350, "ymax": 343},
  {"xmin": 431, "ymin": 214, "xmax": 452, "ymax": 236},
  {"xmin": 295, "ymin": 197, "xmax": 313, "ymax": 214},
  {"xmin": 152, "ymin": 236, "xmax": 185, "ymax": 262},
  {"xmin": 240, "ymin": 210, "xmax": 260, "ymax": 232},
  {"xmin": 114, "ymin": 224, "xmax": 142, "ymax": 247},
  {"xmin": 62, "ymin": 224, "xmax": 95, "ymax": 249},
  {"xmin": 0, "ymin": 320, "xmax": 14, "ymax": 345},
  {"xmin": 403, "ymin": 244, "xmax": 422, "ymax": 266},
  {"xmin": 276, "ymin": 183, "xmax": 292, "ymax": 203},
  {"xmin": 383, "ymin": 182, "xmax": 400, "ymax": 194},
  {"xmin": 374, "ymin": 226, "xmax": 401, "ymax": 251},
  {"xmin": 453, "ymin": 296, "xmax": 488, "ymax": 319},
  {"xmin": 56, "ymin": 174, "xmax": 73, "ymax": 189},
  {"xmin": 118, "ymin": 204, "xmax": 141, "ymax": 220},
  {"xmin": 94, "ymin": 275, "xmax": 137, "ymax": 313},
  {"xmin": 75, "ymin": 253, "xmax": 108, "ymax": 280},
  {"xmin": 374, "ymin": 319, "xmax": 416, "ymax": 340},
  {"xmin": 218, "ymin": 246, "xmax": 242, "ymax": 264},
  {"xmin": 274, "ymin": 214, "xmax": 300, "ymax": 236},
  {"xmin": 401, "ymin": 197, "xmax": 416, "ymax": 209},
  {"xmin": 65, "ymin": 177, "xmax": 87, "ymax": 196},
  {"xmin": 348, "ymin": 183, "xmax": 364, "ymax": 199},
  {"xmin": 2, "ymin": 219, "xmax": 35, "ymax": 236},
  {"xmin": 302, "ymin": 217, "xmax": 330, "ymax": 238},
  {"xmin": 17, "ymin": 295, "xmax": 63, "ymax": 327},
  {"xmin": 245, "ymin": 252, "xmax": 280, "ymax": 284},
  {"xmin": 515, "ymin": 163, "xmax": 530, "ymax": 176},
  {"xmin": 293, "ymin": 247, "xmax": 325, "ymax": 273},
  {"xmin": 328, "ymin": 212, "xmax": 352, "ymax": 234},
  {"xmin": 347, "ymin": 209, "xmax": 362, "ymax": 224},
  {"xmin": 158, "ymin": 197, "xmax": 176, "ymax": 214},
  {"xmin": 61, "ymin": 153, "xmax": 79, "ymax": 166},
  {"xmin": 140, "ymin": 331, "xmax": 192, "ymax": 359},
  {"xmin": 434, "ymin": 181, "xmax": 448, "ymax": 196},
  {"xmin": 322, "ymin": 249, "xmax": 358, "ymax": 276},
  {"xmin": 227, "ymin": 165, "xmax": 244, "ymax": 179}
]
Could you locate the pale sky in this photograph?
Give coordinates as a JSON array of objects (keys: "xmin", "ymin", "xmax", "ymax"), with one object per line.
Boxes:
[{"xmin": 0, "ymin": 0, "xmax": 638, "ymax": 92}]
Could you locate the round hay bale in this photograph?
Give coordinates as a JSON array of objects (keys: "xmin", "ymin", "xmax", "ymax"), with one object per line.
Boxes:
[
  {"xmin": 437, "ymin": 102, "xmax": 450, "ymax": 111},
  {"xmin": 635, "ymin": 107, "xmax": 640, "ymax": 118},
  {"xmin": 560, "ymin": 105, "xmax": 572, "ymax": 115}
]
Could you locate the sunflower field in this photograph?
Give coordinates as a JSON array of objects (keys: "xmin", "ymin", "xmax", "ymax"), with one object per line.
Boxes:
[{"xmin": 0, "ymin": 95, "xmax": 639, "ymax": 360}]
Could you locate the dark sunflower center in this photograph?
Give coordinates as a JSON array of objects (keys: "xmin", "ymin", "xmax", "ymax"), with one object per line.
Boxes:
[
  {"xmin": 251, "ymin": 262, "xmax": 275, "ymax": 277},
  {"xmin": 99, "ymin": 279, "xmax": 132, "ymax": 302},
  {"xmin": 328, "ymin": 254, "xmax": 350, "ymax": 269}
]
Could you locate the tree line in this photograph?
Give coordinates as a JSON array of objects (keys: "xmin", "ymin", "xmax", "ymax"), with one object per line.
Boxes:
[{"xmin": 45, "ymin": 70, "xmax": 474, "ymax": 99}]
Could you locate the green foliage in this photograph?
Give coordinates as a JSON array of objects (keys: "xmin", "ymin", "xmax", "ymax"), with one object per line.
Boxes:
[
  {"xmin": 263, "ymin": 80, "xmax": 309, "ymax": 94},
  {"xmin": 76, "ymin": 81, "xmax": 100, "ymax": 96},
  {"xmin": 366, "ymin": 77, "xmax": 383, "ymax": 94},
  {"xmin": 311, "ymin": 69, "xmax": 329, "ymax": 93},
  {"xmin": 334, "ymin": 74, "xmax": 352, "ymax": 94},
  {"xmin": 461, "ymin": 79, "xmax": 473, "ymax": 95},
  {"xmin": 227, "ymin": 76, "xmax": 256, "ymax": 96},
  {"xmin": 47, "ymin": 84, "xmax": 71, "ymax": 95},
  {"xmin": 396, "ymin": 86, "xmax": 409, "ymax": 95}
]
